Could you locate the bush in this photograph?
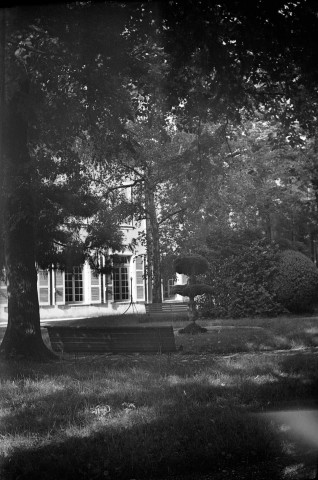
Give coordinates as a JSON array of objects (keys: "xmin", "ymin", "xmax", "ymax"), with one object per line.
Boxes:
[
  {"xmin": 171, "ymin": 284, "xmax": 213, "ymax": 298},
  {"xmin": 198, "ymin": 239, "xmax": 285, "ymax": 318},
  {"xmin": 174, "ymin": 255, "xmax": 209, "ymax": 276},
  {"xmin": 273, "ymin": 249, "xmax": 318, "ymax": 313}
]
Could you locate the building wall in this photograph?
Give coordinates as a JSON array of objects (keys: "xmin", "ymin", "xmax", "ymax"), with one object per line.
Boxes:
[
  {"xmin": 0, "ymin": 256, "xmax": 147, "ymax": 321},
  {"xmin": 0, "ymin": 220, "xmax": 148, "ymax": 322}
]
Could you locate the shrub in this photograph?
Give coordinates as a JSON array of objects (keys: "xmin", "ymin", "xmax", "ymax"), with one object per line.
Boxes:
[
  {"xmin": 273, "ymin": 249, "xmax": 318, "ymax": 313},
  {"xmin": 171, "ymin": 284, "xmax": 213, "ymax": 298},
  {"xmin": 173, "ymin": 254, "xmax": 211, "ymax": 326},
  {"xmin": 198, "ymin": 239, "xmax": 285, "ymax": 318},
  {"xmin": 174, "ymin": 254, "xmax": 209, "ymax": 277},
  {"xmin": 183, "ymin": 284, "xmax": 213, "ymax": 297}
]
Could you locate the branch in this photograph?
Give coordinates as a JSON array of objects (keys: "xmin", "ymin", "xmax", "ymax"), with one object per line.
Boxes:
[
  {"xmin": 225, "ymin": 146, "xmax": 242, "ymax": 158},
  {"xmin": 105, "ymin": 178, "xmax": 143, "ymax": 194},
  {"xmin": 158, "ymin": 207, "xmax": 186, "ymax": 225},
  {"xmin": 53, "ymin": 240, "xmax": 67, "ymax": 247},
  {"xmin": 117, "ymin": 160, "xmax": 146, "ymax": 181}
]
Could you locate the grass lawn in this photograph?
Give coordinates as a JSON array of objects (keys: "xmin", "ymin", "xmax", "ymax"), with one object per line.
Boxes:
[{"xmin": 1, "ymin": 315, "xmax": 318, "ymax": 479}]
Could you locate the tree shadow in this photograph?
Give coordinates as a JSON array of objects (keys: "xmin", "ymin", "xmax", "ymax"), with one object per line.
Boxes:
[
  {"xmin": 2, "ymin": 353, "xmax": 318, "ymax": 479},
  {"xmin": 1, "ymin": 387, "xmax": 285, "ymax": 480}
]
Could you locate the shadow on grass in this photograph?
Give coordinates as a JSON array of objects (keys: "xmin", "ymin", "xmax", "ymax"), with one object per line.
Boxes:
[
  {"xmin": 1, "ymin": 391, "xmax": 284, "ymax": 480},
  {"xmin": 2, "ymin": 353, "xmax": 318, "ymax": 479}
]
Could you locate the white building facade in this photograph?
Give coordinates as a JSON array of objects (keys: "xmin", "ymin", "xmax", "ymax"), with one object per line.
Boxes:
[{"xmin": 0, "ymin": 222, "xmax": 147, "ymax": 321}]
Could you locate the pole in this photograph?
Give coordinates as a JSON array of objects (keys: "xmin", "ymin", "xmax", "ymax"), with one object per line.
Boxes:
[{"xmin": 130, "ymin": 276, "xmax": 133, "ymax": 303}]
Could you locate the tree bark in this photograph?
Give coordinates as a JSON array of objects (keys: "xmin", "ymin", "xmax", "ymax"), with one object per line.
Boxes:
[
  {"xmin": 0, "ymin": 10, "xmax": 5, "ymax": 269},
  {"xmin": 145, "ymin": 182, "xmax": 162, "ymax": 303},
  {"xmin": 0, "ymin": 32, "xmax": 55, "ymax": 360}
]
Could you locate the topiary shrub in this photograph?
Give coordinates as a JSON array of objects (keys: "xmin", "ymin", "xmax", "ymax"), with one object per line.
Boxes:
[
  {"xmin": 171, "ymin": 284, "xmax": 213, "ymax": 298},
  {"xmin": 273, "ymin": 250, "xmax": 318, "ymax": 313},
  {"xmin": 183, "ymin": 284, "xmax": 213, "ymax": 297},
  {"xmin": 173, "ymin": 254, "xmax": 211, "ymax": 333},
  {"xmin": 174, "ymin": 255, "xmax": 209, "ymax": 278},
  {"xmin": 198, "ymin": 238, "xmax": 285, "ymax": 318}
]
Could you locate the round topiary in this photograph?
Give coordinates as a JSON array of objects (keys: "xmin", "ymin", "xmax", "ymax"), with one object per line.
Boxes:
[
  {"xmin": 273, "ymin": 249, "xmax": 318, "ymax": 313},
  {"xmin": 174, "ymin": 254, "xmax": 209, "ymax": 277},
  {"xmin": 171, "ymin": 284, "xmax": 213, "ymax": 298},
  {"xmin": 182, "ymin": 284, "xmax": 213, "ymax": 297}
]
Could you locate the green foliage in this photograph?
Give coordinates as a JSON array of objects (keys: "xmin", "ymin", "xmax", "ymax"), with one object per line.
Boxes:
[
  {"xmin": 174, "ymin": 254, "xmax": 209, "ymax": 277},
  {"xmin": 55, "ymin": 244, "xmax": 86, "ymax": 271},
  {"xmin": 199, "ymin": 238, "xmax": 285, "ymax": 318},
  {"xmin": 273, "ymin": 249, "xmax": 318, "ymax": 313},
  {"xmin": 201, "ymin": 231, "xmax": 318, "ymax": 318}
]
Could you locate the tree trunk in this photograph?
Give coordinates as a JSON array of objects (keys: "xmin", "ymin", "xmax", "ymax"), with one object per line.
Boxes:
[
  {"xmin": 145, "ymin": 217, "xmax": 153, "ymax": 303},
  {"xmin": 0, "ymin": 62, "xmax": 55, "ymax": 360},
  {"xmin": 145, "ymin": 183, "xmax": 162, "ymax": 303},
  {"xmin": 0, "ymin": 10, "xmax": 5, "ymax": 269}
]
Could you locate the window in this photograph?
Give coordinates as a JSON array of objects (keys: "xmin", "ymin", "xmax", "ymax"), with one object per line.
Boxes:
[
  {"xmin": 113, "ymin": 256, "xmax": 130, "ymax": 302},
  {"xmin": 65, "ymin": 266, "xmax": 83, "ymax": 303}
]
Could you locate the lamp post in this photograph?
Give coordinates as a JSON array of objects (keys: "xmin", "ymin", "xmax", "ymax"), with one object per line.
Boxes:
[{"xmin": 130, "ymin": 276, "xmax": 133, "ymax": 304}]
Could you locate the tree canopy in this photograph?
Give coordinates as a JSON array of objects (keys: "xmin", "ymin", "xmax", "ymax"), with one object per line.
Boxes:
[{"xmin": 1, "ymin": 0, "xmax": 318, "ymax": 359}]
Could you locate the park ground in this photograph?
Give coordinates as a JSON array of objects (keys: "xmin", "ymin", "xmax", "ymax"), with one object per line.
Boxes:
[{"xmin": 1, "ymin": 314, "xmax": 318, "ymax": 479}]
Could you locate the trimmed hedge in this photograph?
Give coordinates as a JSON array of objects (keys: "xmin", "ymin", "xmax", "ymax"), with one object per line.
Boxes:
[
  {"xmin": 273, "ymin": 249, "xmax": 318, "ymax": 313},
  {"xmin": 174, "ymin": 255, "xmax": 209, "ymax": 276},
  {"xmin": 198, "ymin": 239, "xmax": 285, "ymax": 318},
  {"xmin": 171, "ymin": 284, "xmax": 213, "ymax": 298},
  {"xmin": 199, "ymin": 240, "xmax": 318, "ymax": 318}
]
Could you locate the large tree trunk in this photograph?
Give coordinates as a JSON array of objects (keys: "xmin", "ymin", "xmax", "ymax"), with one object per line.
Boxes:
[
  {"xmin": 0, "ymin": 48, "xmax": 55, "ymax": 360},
  {"xmin": 145, "ymin": 183, "xmax": 162, "ymax": 303},
  {"xmin": 0, "ymin": 10, "xmax": 5, "ymax": 269}
]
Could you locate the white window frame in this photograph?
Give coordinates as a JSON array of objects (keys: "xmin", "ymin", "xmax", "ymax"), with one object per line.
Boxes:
[
  {"xmin": 65, "ymin": 266, "xmax": 84, "ymax": 304},
  {"xmin": 113, "ymin": 256, "xmax": 131, "ymax": 302}
]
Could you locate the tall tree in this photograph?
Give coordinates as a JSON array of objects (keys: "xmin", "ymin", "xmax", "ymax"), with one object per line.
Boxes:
[
  {"xmin": 106, "ymin": 121, "xmax": 193, "ymax": 303},
  {"xmin": 170, "ymin": 117, "xmax": 318, "ymax": 261},
  {"xmin": 0, "ymin": 3, "xmax": 132, "ymax": 360},
  {"xmin": 1, "ymin": 7, "xmax": 56, "ymax": 360}
]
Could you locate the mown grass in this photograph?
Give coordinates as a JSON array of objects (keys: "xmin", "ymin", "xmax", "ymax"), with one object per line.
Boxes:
[{"xmin": 1, "ymin": 315, "xmax": 318, "ymax": 479}]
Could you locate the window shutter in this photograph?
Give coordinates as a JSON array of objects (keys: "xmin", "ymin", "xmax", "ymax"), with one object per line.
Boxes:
[
  {"xmin": 135, "ymin": 255, "xmax": 145, "ymax": 301},
  {"xmin": 38, "ymin": 269, "xmax": 50, "ymax": 305},
  {"xmin": 0, "ymin": 277, "xmax": 8, "ymax": 307},
  {"xmin": 90, "ymin": 270, "xmax": 101, "ymax": 303},
  {"xmin": 55, "ymin": 270, "xmax": 65, "ymax": 304}
]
